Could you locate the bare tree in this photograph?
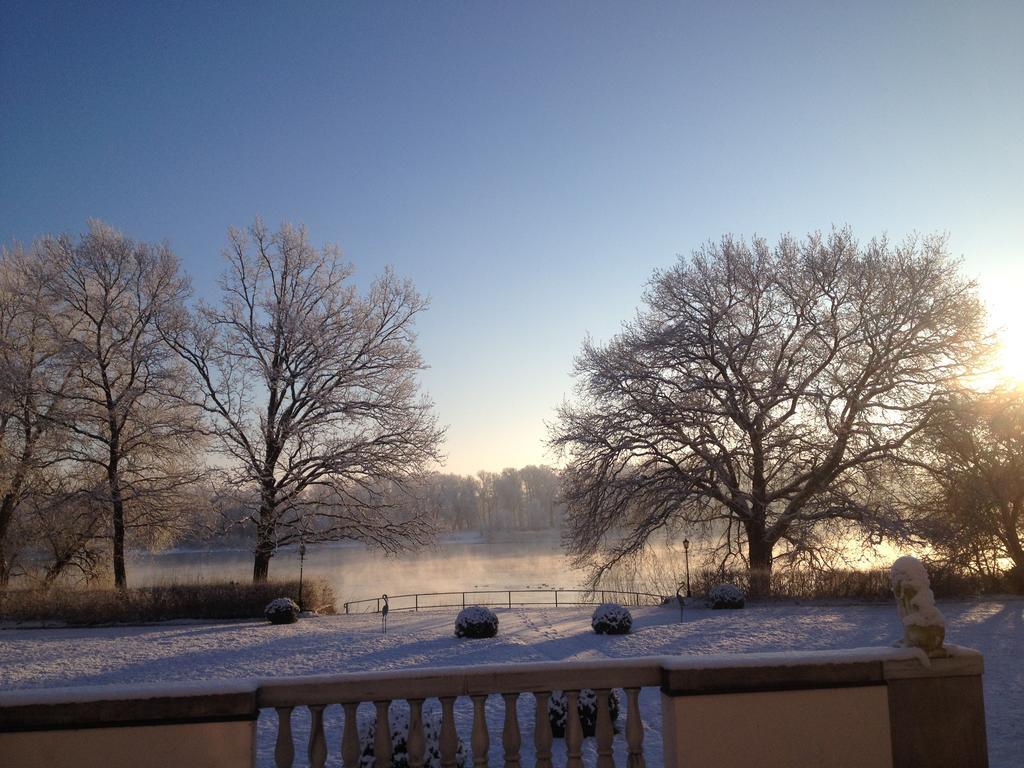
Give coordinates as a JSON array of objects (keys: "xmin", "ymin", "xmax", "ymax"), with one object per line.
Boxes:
[
  {"xmin": 914, "ymin": 389, "xmax": 1024, "ymax": 591},
  {"xmin": 44, "ymin": 222, "xmax": 201, "ymax": 589},
  {"xmin": 0, "ymin": 244, "xmax": 70, "ymax": 586},
  {"xmin": 551, "ymin": 229, "xmax": 988, "ymax": 596},
  {"xmin": 167, "ymin": 221, "xmax": 444, "ymax": 581},
  {"xmin": 12, "ymin": 473, "xmax": 109, "ymax": 586}
]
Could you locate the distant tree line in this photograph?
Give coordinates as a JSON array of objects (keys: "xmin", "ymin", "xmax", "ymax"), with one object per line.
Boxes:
[
  {"xmin": 407, "ymin": 466, "xmax": 564, "ymax": 532},
  {"xmin": 176, "ymin": 465, "xmax": 565, "ymax": 550}
]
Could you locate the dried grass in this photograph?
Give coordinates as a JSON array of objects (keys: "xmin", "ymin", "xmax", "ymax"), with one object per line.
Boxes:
[{"xmin": 0, "ymin": 578, "xmax": 336, "ymax": 625}]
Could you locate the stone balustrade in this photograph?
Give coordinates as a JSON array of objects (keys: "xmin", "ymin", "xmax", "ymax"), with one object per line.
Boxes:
[{"xmin": 0, "ymin": 647, "xmax": 988, "ymax": 768}]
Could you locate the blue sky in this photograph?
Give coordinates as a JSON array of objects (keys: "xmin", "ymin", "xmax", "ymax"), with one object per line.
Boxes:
[{"xmin": 2, "ymin": 1, "xmax": 1022, "ymax": 473}]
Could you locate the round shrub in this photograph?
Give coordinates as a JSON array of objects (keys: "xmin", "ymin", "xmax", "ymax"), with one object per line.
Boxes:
[
  {"xmin": 264, "ymin": 597, "xmax": 300, "ymax": 624},
  {"xmin": 548, "ymin": 689, "xmax": 620, "ymax": 738},
  {"xmin": 360, "ymin": 704, "xmax": 467, "ymax": 768},
  {"xmin": 454, "ymin": 606, "xmax": 498, "ymax": 638},
  {"xmin": 705, "ymin": 583, "xmax": 745, "ymax": 609},
  {"xmin": 591, "ymin": 603, "xmax": 633, "ymax": 635}
]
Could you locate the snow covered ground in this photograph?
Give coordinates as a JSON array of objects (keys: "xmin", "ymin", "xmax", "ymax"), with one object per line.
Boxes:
[{"xmin": 1, "ymin": 599, "xmax": 1020, "ymax": 767}]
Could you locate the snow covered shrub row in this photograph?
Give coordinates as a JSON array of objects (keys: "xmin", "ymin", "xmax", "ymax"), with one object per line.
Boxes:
[
  {"xmin": 591, "ymin": 603, "xmax": 632, "ymax": 634},
  {"xmin": 360, "ymin": 705, "xmax": 467, "ymax": 768},
  {"xmin": 548, "ymin": 689, "xmax": 621, "ymax": 738},
  {"xmin": 705, "ymin": 583, "xmax": 745, "ymax": 609},
  {"xmin": 455, "ymin": 605, "xmax": 498, "ymax": 638},
  {"xmin": 264, "ymin": 597, "xmax": 300, "ymax": 624}
]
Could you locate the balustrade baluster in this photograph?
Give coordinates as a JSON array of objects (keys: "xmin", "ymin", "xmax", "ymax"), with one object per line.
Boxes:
[
  {"xmin": 408, "ymin": 699, "xmax": 427, "ymax": 768},
  {"xmin": 595, "ymin": 690, "xmax": 614, "ymax": 768},
  {"xmin": 308, "ymin": 704, "xmax": 327, "ymax": 768},
  {"xmin": 342, "ymin": 702, "xmax": 361, "ymax": 768},
  {"xmin": 502, "ymin": 693, "xmax": 521, "ymax": 768},
  {"xmin": 565, "ymin": 691, "xmax": 583, "ymax": 768},
  {"xmin": 470, "ymin": 694, "xmax": 489, "ymax": 768},
  {"xmin": 625, "ymin": 687, "xmax": 645, "ymax": 768},
  {"xmin": 533, "ymin": 691, "xmax": 553, "ymax": 768},
  {"xmin": 375, "ymin": 700, "xmax": 393, "ymax": 768},
  {"xmin": 439, "ymin": 697, "xmax": 459, "ymax": 768},
  {"xmin": 274, "ymin": 706, "xmax": 295, "ymax": 768}
]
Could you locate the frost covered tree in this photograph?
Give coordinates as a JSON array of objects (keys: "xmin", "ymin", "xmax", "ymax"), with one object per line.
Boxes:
[
  {"xmin": 167, "ymin": 221, "xmax": 444, "ymax": 581},
  {"xmin": 0, "ymin": 244, "xmax": 71, "ymax": 585},
  {"xmin": 43, "ymin": 222, "xmax": 202, "ymax": 589},
  {"xmin": 551, "ymin": 229, "xmax": 988, "ymax": 596},
  {"xmin": 915, "ymin": 389, "xmax": 1024, "ymax": 591}
]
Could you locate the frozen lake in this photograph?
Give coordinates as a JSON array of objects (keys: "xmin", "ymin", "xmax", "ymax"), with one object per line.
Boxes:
[{"xmin": 128, "ymin": 530, "xmax": 590, "ymax": 605}]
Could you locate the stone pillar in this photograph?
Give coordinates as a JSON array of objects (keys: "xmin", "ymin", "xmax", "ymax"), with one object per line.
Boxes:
[
  {"xmin": 660, "ymin": 647, "xmax": 988, "ymax": 768},
  {"xmin": 884, "ymin": 654, "xmax": 988, "ymax": 768}
]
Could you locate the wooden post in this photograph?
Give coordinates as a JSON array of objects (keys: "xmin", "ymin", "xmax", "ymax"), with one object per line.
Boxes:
[
  {"xmin": 595, "ymin": 690, "xmax": 614, "ymax": 768},
  {"xmin": 342, "ymin": 702, "xmax": 361, "ymax": 768},
  {"xmin": 374, "ymin": 700, "xmax": 392, "ymax": 768},
  {"xmin": 566, "ymin": 691, "xmax": 583, "ymax": 768},
  {"xmin": 408, "ymin": 699, "xmax": 426, "ymax": 768},
  {"xmin": 275, "ymin": 706, "xmax": 295, "ymax": 768},
  {"xmin": 439, "ymin": 697, "xmax": 459, "ymax": 768},
  {"xmin": 502, "ymin": 693, "xmax": 521, "ymax": 768},
  {"xmin": 307, "ymin": 705, "xmax": 327, "ymax": 768},
  {"xmin": 534, "ymin": 691, "xmax": 553, "ymax": 768},
  {"xmin": 471, "ymin": 694, "xmax": 489, "ymax": 768},
  {"xmin": 625, "ymin": 687, "xmax": 645, "ymax": 768}
]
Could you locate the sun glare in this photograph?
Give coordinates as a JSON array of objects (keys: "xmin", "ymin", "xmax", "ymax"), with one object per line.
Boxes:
[
  {"xmin": 988, "ymin": 318, "xmax": 1024, "ymax": 389},
  {"xmin": 970, "ymin": 282, "xmax": 1024, "ymax": 391}
]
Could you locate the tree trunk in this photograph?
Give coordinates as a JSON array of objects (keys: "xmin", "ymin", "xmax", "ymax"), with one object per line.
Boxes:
[
  {"xmin": 746, "ymin": 522, "xmax": 774, "ymax": 598},
  {"xmin": 1006, "ymin": 530, "xmax": 1024, "ymax": 594},
  {"xmin": 253, "ymin": 539, "xmax": 273, "ymax": 582},
  {"xmin": 252, "ymin": 486, "xmax": 277, "ymax": 583},
  {"xmin": 109, "ymin": 465, "xmax": 127, "ymax": 590},
  {"xmin": 0, "ymin": 493, "xmax": 15, "ymax": 588},
  {"xmin": 0, "ymin": 435, "xmax": 32, "ymax": 589}
]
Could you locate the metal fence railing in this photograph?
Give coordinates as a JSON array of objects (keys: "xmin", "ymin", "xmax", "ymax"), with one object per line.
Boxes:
[{"xmin": 342, "ymin": 588, "xmax": 667, "ymax": 614}]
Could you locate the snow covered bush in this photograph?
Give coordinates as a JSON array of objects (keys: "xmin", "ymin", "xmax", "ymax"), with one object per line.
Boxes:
[
  {"xmin": 264, "ymin": 597, "xmax": 300, "ymax": 624},
  {"xmin": 454, "ymin": 605, "xmax": 498, "ymax": 638},
  {"xmin": 891, "ymin": 556, "xmax": 945, "ymax": 653},
  {"xmin": 705, "ymin": 583, "xmax": 745, "ymax": 609},
  {"xmin": 591, "ymin": 603, "xmax": 632, "ymax": 634},
  {"xmin": 360, "ymin": 704, "xmax": 467, "ymax": 768},
  {"xmin": 548, "ymin": 689, "xmax": 620, "ymax": 738}
]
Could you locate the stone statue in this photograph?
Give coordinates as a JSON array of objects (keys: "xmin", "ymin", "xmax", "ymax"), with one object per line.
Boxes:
[{"xmin": 891, "ymin": 556, "xmax": 946, "ymax": 654}]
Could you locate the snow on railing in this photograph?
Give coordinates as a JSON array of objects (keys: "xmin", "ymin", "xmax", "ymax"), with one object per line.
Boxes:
[{"xmin": 258, "ymin": 658, "xmax": 661, "ymax": 768}]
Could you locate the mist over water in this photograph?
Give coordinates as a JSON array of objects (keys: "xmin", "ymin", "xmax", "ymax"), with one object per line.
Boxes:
[
  {"xmin": 128, "ymin": 530, "xmax": 583, "ymax": 603},
  {"xmin": 121, "ymin": 527, "xmax": 892, "ymax": 602}
]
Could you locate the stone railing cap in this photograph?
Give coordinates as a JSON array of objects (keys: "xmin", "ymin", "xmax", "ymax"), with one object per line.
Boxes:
[
  {"xmin": 0, "ymin": 679, "xmax": 259, "ymax": 732},
  {"xmin": 660, "ymin": 646, "xmax": 985, "ymax": 695}
]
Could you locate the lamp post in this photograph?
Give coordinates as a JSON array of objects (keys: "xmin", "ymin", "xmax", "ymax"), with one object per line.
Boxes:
[
  {"xmin": 683, "ymin": 538, "xmax": 691, "ymax": 598},
  {"xmin": 298, "ymin": 542, "xmax": 307, "ymax": 612}
]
